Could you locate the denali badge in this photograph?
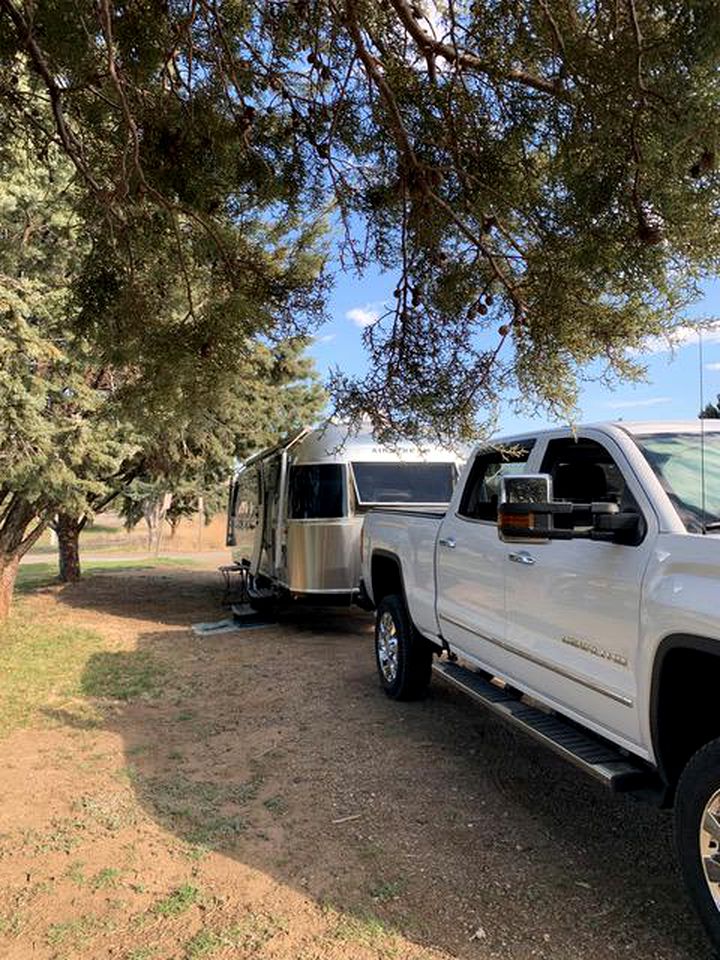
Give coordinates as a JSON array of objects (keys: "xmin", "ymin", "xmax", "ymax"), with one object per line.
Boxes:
[{"xmin": 561, "ymin": 635, "xmax": 628, "ymax": 667}]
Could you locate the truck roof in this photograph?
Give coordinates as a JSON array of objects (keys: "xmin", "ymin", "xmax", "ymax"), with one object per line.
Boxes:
[
  {"xmin": 488, "ymin": 419, "xmax": 720, "ymax": 446},
  {"xmin": 614, "ymin": 419, "xmax": 720, "ymax": 436}
]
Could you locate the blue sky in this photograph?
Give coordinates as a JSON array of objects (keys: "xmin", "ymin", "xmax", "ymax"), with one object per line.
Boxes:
[{"xmin": 308, "ymin": 266, "xmax": 720, "ymax": 438}]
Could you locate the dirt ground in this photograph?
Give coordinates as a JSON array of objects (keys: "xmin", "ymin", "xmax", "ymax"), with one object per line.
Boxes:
[{"xmin": 0, "ymin": 564, "xmax": 715, "ymax": 960}]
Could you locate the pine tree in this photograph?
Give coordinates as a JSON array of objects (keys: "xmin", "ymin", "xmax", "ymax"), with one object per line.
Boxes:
[
  {"xmin": 0, "ymin": 123, "xmax": 325, "ymax": 618},
  {"xmin": 0, "ymin": 137, "xmax": 133, "ymax": 615},
  {"xmin": 701, "ymin": 396, "xmax": 720, "ymax": 419}
]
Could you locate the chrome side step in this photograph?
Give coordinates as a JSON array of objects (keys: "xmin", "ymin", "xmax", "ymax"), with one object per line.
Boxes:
[{"xmin": 432, "ymin": 659, "xmax": 652, "ymax": 792}]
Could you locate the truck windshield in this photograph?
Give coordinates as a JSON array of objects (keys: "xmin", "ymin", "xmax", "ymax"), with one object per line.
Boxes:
[
  {"xmin": 351, "ymin": 462, "xmax": 455, "ymax": 505},
  {"xmin": 637, "ymin": 433, "xmax": 720, "ymax": 532}
]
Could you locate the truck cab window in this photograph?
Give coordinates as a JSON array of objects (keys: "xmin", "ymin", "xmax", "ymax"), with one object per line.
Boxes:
[
  {"xmin": 458, "ymin": 443, "xmax": 534, "ymax": 521},
  {"xmin": 540, "ymin": 437, "xmax": 644, "ymax": 535}
]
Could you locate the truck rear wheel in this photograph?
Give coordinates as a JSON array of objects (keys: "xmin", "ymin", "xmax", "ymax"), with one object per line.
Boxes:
[
  {"xmin": 375, "ymin": 594, "xmax": 432, "ymax": 701},
  {"xmin": 675, "ymin": 737, "xmax": 720, "ymax": 952}
]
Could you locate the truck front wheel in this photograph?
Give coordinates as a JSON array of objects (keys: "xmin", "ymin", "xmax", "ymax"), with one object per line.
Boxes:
[
  {"xmin": 675, "ymin": 737, "xmax": 720, "ymax": 951},
  {"xmin": 375, "ymin": 594, "xmax": 432, "ymax": 701}
]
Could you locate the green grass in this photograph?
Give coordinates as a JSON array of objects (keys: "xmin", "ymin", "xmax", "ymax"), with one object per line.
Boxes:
[
  {"xmin": 46, "ymin": 913, "xmax": 114, "ymax": 947},
  {"xmin": 263, "ymin": 795, "xmax": 288, "ymax": 817},
  {"xmin": 0, "ymin": 596, "xmax": 168, "ymax": 737},
  {"xmin": 90, "ymin": 868, "xmax": 122, "ymax": 891},
  {"xmin": 81, "ymin": 650, "xmax": 165, "ymax": 701},
  {"xmin": 0, "ymin": 617, "xmax": 105, "ymax": 737},
  {"xmin": 0, "ymin": 912, "xmax": 24, "ymax": 937},
  {"xmin": 331, "ymin": 911, "xmax": 396, "ymax": 950},
  {"xmin": 151, "ymin": 884, "xmax": 201, "ymax": 917},
  {"xmin": 66, "ymin": 861, "xmax": 87, "ymax": 886},
  {"xmin": 184, "ymin": 914, "xmax": 285, "ymax": 958},
  {"xmin": 185, "ymin": 929, "xmax": 221, "ymax": 959},
  {"xmin": 17, "ymin": 557, "xmax": 188, "ymax": 593},
  {"xmin": 370, "ymin": 879, "xmax": 407, "ymax": 903},
  {"xmin": 125, "ymin": 949, "xmax": 157, "ymax": 960},
  {"xmin": 139, "ymin": 774, "xmax": 261, "ymax": 850}
]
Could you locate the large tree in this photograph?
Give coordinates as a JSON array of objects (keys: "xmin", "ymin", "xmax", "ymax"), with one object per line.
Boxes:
[
  {"xmin": 2, "ymin": 1, "xmax": 720, "ymax": 443},
  {"xmin": 0, "ymin": 117, "xmax": 325, "ymax": 616},
  {"xmin": 0, "ymin": 137, "xmax": 134, "ymax": 614}
]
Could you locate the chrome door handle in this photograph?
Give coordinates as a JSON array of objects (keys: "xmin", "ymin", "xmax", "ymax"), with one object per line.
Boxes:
[
  {"xmin": 438, "ymin": 537, "xmax": 456, "ymax": 549},
  {"xmin": 508, "ymin": 551, "xmax": 535, "ymax": 565}
]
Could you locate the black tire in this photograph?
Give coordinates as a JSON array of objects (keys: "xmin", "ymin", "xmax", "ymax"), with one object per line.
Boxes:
[
  {"xmin": 374, "ymin": 594, "xmax": 432, "ymax": 700},
  {"xmin": 675, "ymin": 737, "xmax": 720, "ymax": 954}
]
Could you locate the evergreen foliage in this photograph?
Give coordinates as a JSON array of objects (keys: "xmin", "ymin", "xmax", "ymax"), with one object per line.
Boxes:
[
  {"xmin": 701, "ymin": 395, "xmax": 720, "ymax": 419},
  {"xmin": 2, "ymin": 1, "xmax": 720, "ymax": 442},
  {"xmin": 0, "ymin": 123, "xmax": 325, "ymax": 612}
]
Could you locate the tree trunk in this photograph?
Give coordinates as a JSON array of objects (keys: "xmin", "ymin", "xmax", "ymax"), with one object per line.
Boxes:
[
  {"xmin": 0, "ymin": 554, "xmax": 20, "ymax": 623},
  {"xmin": 56, "ymin": 512, "xmax": 82, "ymax": 582},
  {"xmin": 0, "ymin": 492, "xmax": 49, "ymax": 623},
  {"xmin": 143, "ymin": 492, "xmax": 173, "ymax": 555}
]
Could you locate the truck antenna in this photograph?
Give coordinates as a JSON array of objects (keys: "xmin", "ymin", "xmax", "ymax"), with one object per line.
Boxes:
[{"xmin": 700, "ymin": 328, "xmax": 707, "ymax": 532}]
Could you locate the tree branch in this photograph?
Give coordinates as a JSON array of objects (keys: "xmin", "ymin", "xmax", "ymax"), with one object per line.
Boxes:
[
  {"xmin": 387, "ymin": 0, "xmax": 567, "ymax": 98},
  {"xmin": 0, "ymin": 0, "xmax": 103, "ymax": 192}
]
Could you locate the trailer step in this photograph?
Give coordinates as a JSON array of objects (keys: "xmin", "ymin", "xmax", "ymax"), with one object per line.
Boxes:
[{"xmin": 432, "ymin": 659, "xmax": 651, "ymax": 792}]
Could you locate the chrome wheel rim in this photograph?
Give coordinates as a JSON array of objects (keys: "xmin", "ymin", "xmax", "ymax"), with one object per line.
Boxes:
[
  {"xmin": 700, "ymin": 788, "xmax": 720, "ymax": 908},
  {"xmin": 377, "ymin": 611, "xmax": 399, "ymax": 683}
]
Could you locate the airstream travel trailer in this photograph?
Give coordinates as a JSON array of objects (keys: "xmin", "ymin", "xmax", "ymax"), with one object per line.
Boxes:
[{"xmin": 226, "ymin": 422, "xmax": 460, "ymax": 607}]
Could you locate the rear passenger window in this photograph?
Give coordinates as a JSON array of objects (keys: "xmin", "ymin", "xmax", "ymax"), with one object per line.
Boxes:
[{"xmin": 458, "ymin": 442, "xmax": 534, "ymax": 521}]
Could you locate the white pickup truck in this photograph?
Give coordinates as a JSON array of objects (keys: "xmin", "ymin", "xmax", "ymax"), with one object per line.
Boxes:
[{"xmin": 360, "ymin": 420, "xmax": 720, "ymax": 951}]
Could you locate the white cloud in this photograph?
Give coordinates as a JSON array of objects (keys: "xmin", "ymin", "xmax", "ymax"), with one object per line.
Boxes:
[
  {"xmin": 706, "ymin": 361, "xmax": 720, "ymax": 371},
  {"xmin": 314, "ymin": 333, "xmax": 336, "ymax": 345},
  {"xmin": 634, "ymin": 323, "xmax": 720, "ymax": 356},
  {"xmin": 346, "ymin": 304, "xmax": 382, "ymax": 328},
  {"xmin": 605, "ymin": 396, "xmax": 672, "ymax": 410}
]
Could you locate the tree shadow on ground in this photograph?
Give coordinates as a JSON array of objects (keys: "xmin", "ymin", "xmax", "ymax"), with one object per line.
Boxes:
[{"xmin": 52, "ymin": 569, "xmax": 715, "ymax": 960}]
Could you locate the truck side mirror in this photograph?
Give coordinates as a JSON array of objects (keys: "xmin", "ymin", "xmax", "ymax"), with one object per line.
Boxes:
[
  {"xmin": 497, "ymin": 474, "xmax": 571, "ymax": 542},
  {"xmin": 592, "ymin": 508, "xmax": 643, "ymax": 545},
  {"xmin": 497, "ymin": 474, "xmax": 644, "ymax": 546}
]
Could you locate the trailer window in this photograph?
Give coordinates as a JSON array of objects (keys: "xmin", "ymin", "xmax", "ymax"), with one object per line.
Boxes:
[
  {"xmin": 289, "ymin": 464, "xmax": 345, "ymax": 519},
  {"xmin": 235, "ymin": 465, "xmax": 261, "ymax": 529},
  {"xmin": 351, "ymin": 462, "xmax": 455, "ymax": 505}
]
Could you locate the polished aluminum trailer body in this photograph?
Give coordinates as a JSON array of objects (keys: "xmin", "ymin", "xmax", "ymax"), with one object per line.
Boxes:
[{"xmin": 226, "ymin": 422, "xmax": 459, "ymax": 599}]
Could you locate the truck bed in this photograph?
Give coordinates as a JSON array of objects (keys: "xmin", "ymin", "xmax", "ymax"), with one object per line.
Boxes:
[{"xmin": 363, "ymin": 507, "xmax": 446, "ymax": 639}]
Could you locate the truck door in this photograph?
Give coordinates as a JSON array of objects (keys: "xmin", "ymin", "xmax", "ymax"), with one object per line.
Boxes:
[
  {"xmin": 436, "ymin": 442, "xmax": 535, "ymax": 663},
  {"xmin": 502, "ymin": 433, "xmax": 654, "ymax": 752}
]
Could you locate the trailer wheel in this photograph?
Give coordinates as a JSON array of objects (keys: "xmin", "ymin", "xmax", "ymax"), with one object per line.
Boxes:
[
  {"xmin": 375, "ymin": 594, "xmax": 432, "ymax": 700},
  {"xmin": 674, "ymin": 737, "xmax": 720, "ymax": 953}
]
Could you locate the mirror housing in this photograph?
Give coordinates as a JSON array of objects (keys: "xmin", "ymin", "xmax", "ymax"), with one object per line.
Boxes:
[
  {"xmin": 591, "ymin": 508, "xmax": 643, "ymax": 544},
  {"xmin": 497, "ymin": 474, "xmax": 643, "ymax": 545},
  {"xmin": 497, "ymin": 474, "xmax": 571, "ymax": 543}
]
